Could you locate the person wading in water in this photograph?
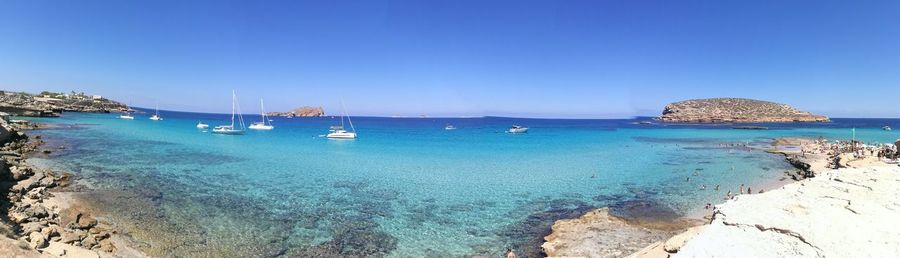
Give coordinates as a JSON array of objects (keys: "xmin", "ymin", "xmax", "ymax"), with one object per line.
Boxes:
[{"xmin": 506, "ymin": 248, "xmax": 516, "ymax": 258}]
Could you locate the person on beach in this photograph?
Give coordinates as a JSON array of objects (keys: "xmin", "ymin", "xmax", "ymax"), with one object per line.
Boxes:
[
  {"xmin": 686, "ymin": 177, "xmax": 691, "ymax": 182},
  {"xmin": 739, "ymin": 184, "xmax": 745, "ymax": 194},
  {"xmin": 715, "ymin": 185, "xmax": 720, "ymax": 191},
  {"xmin": 747, "ymin": 186, "xmax": 752, "ymax": 194},
  {"xmin": 506, "ymin": 248, "xmax": 516, "ymax": 258}
]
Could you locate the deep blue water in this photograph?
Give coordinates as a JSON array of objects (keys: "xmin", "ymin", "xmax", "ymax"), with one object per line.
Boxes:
[{"xmin": 23, "ymin": 110, "xmax": 900, "ymax": 257}]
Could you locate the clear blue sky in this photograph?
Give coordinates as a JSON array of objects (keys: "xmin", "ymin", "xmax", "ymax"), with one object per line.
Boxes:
[{"xmin": 1, "ymin": 0, "xmax": 898, "ymax": 118}]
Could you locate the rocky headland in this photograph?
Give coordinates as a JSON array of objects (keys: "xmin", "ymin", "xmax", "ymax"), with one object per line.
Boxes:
[
  {"xmin": 544, "ymin": 138, "xmax": 900, "ymax": 258},
  {"xmin": 266, "ymin": 106, "xmax": 325, "ymax": 117},
  {"xmin": 658, "ymin": 98, "xmax": 829, "ymax": 123},
  {"xmin": 0, "ymin": 91, "xmax": 129, "ymax": 117},
  {"xmin": 0, "ymin": 117, "xmax": 142, "ymax": 257}
]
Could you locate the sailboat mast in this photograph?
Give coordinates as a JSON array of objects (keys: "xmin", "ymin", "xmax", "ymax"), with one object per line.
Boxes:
[
  {"xmin": 341, "ymin": 99, "xmax": 355, "ymax": 132},
  {"xmin": 231, "ymin": 90, "xmax": 236, "ymax": 127}
]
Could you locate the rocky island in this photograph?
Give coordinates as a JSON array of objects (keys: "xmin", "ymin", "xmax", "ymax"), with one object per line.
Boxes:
[
  {"xmin": 266, "ymin": 106, "xmax": 325, "ymax": 117},
  {"xmin": 658, "ymin": 98, "xmax": 829, "ymax": 123},
  {"xmin": 0, "ymin": 91, "xmax": 129, "ymax": 117}
]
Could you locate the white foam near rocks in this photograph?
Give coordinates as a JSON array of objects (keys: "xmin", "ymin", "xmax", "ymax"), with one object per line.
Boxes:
[{"xmin": 673, "ymin": 165, "xmax": 900, "ymax": 258}]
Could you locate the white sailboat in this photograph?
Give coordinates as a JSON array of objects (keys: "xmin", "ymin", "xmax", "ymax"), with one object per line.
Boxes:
[
  {"xmin": 149, "ymin": 103, "xmax": 163, "ymax": 121},
  {"xmin": 326, "ymin": 100, "xmax": 357, "ymax": 139},
  {"xmin": 248, "ymin": 99, "xmax": 274, "ymax": 130},
  {"xmin": 212, "ymin": 90, "xmax": 246, "ymax": 135}
]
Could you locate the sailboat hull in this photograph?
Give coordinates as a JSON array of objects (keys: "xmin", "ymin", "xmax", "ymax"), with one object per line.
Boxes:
[
  {"xmin": 249, "ymin": 123, "xmax": 274, "ymax": 130},
  {"xmin": 212, "ymin": 128, "xmax": 245, "ymax": 135},
  {"xmin": 327, "ymin": 132, "xmax": 357, "ymax": 139}
]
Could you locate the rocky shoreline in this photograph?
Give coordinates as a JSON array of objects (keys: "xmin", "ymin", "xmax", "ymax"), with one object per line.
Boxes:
[
  {"xmin": 0, "ymin": 91, "xmax": 129, "ymax": 117},
  {"xmin": 0, "ymin": 118, "xmax": 143, "ymax": 257},
  {"xmin": 543, "ymin": 137, "xmax": 900, "ymax": 258}
]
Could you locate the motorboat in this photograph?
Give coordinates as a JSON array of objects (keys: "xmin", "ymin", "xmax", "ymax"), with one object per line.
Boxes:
[
  {"xmin": 212, "ymin": 90, "xmax": 246, "ymax": 135},
  {"xmin": 507, "ymin": 125, "xmax": 528, "ymax": 133},
  {"xmin": 248, "ymin": 99, "xmax": 274, "ymax": 130},
  {"xmin": 884, "ymin": 126, "xmax": 892, "ymax": 131},
  {"xmin": 445, "ymin": 124, "xmax": 457, "ymax": 130},
  {"xmin": 196, "ymin": 121, "xmax": 209, "ymax": 129},
  {"xmin": 118, "ymin": 113, "xmax": 134, "ymax": 120},
  {"xmin": 327, "ymin": 100, "xmax": 357, "ymax": 139}
]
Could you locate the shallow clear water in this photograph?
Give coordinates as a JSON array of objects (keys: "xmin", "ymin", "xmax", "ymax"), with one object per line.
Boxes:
[{"xmin": 24, "ymin": 111, "xmax": 900, "ymax": 257}]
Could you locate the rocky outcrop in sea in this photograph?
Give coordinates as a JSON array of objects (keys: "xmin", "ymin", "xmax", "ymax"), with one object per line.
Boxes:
[
  {"xmin": 266, "ymin": 106, "xmax": 325, "ymax": 117},
  {"xmin": 0, "ymin": 91, "xmax": 129, "ymax": 117},
  {"xmin": 658, "ymin": 98, "xmax": 829, "ymax": 123}
]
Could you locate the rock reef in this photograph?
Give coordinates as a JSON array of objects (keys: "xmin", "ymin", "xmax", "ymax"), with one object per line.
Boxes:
[
  {"xmin": 0, "ymin": 91, "xmax": 129, "ymax": 117},
  {"xmin": 658, "ymin": 98, "xmax": 829, "ymax": 123},
  {"xmin": 542, "ymin": 208, "xmax": 691, "ymax": 258},
  {"xmin": 266, "ymin": 106, "xmax": 325, "ymax": 117}
]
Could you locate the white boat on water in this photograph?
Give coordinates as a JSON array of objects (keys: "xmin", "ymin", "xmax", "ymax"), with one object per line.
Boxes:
[
  {"xmin": 508, "ymin": 125, "xmax": 528, "ymax": 133},
  {"xmin": 248, "ymin": 99, "xmax": 274, "ymax": 130},
  {"xmin": 885, "ymin": 126, "xmax": 893, "ymax": 131},
  {"xmin": 212, "ymin": 90, "xmax": 246, "ymax": 135},
  {"xmin": 119, "ymin": 113, "xmax": 134, "ymax": 120},
  {"xmin": 445, "ymin": 124, "xmax": 457, "ymax": 130},
  {"xmin": 149, "ymin": 103, "xmax": 163, "ymax": 121},
  {"xmin": 326, "ymin": 101, "xmax": 357, "ymax": 139},
  {"xmin": 196, "ymin": 121, "xmax": 209, "ymax": 129}
]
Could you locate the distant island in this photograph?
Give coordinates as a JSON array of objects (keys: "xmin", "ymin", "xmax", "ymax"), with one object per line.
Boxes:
[
  {"xmin": 266, "ymin": 106, "xmax": 325, "ymax": 117},
  {"xmin": 658, "ymin": 98, "xmax": 829, "ymax": 123},
  {"xmin": 0, "ymin": 91, "xmax": 129, "ymax": 117}
]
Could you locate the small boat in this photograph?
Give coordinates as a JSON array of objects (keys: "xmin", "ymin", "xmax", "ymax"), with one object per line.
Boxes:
[
  {"xmin": 118, "ymin": 113, "xmax": 134, "ymax": 120},
  {"xmin": 508, "ymin": 125, "xmax": 528, "ymax": 133},
  {"xmin": 326, "ymin": 100, "xmax": 357, "ymax": 139},
  {"xmin": 885, "ymin": 126, "xmax": 893, "ymax": 131},
  {"xmin": 248, "ymin": 99, "xmax": 274, "ymax": 130},
  {"xmin": 445, "ymin": 124, "xmax": 457, "ymax": 130},
  {"xmin": 149, "ymin": 103, "xmax": 163, "ymax": 121},
  {"xmin": 212, "ymin": 90, "xmax": 246, "ymax": 135},
  {"xmin": 196, "ymin": 121, "xmax": 209, "ymax": 129}
]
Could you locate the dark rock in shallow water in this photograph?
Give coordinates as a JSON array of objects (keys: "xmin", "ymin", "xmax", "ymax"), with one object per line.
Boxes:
[
  {"xmin": 491, "ymin": 199, "xmax": 594, "ymax": 258},
  {"xmin": 609, "ymin": 199, "xmax": 681, "ymax": 223}
]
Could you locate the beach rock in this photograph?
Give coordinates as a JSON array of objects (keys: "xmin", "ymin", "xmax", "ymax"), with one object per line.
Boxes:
[
  {"xmin": 20, "ymin": 222, "xmax": 43, "ymax": 234},
  {"xmin": 44, "ymin": 241, "xmax": 101, "ymax": 258},
  {"xmin": 81, "ymin": 235, "xmax": 98, "ymax": 249},
  {"xmin": 10, "ymin": 165, "xmax": 32, "ymax": 180},
  {"xmin": 542, "ymin": 208, "xmax": 678, "ymax": 258},
  {"xmin": 27, "ymin": 231, "xmax": 46, "ymax": 249},
  {"xmin": 41, "ymin": 225, "xmax": 61, "ymax": 239},
  {"xmin": 76, "ymin": 215, "xmax": 98, "ymax": 230},
  {"xmin": 24, "ymin": 204, "xmax": 49, "ymax": 219},
  {"xmin": 60, "ymin": 231, "xmax": 84, "ymax": 244},
  {"xmin": 673, "ymin": 166, "xmax": 900, "ymax": 257}
]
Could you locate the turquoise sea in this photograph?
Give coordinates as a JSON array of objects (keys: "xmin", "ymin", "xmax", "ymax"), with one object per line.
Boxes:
[{"xmin": 23, "ymin": 110, "xmax": 899, "ymax": 257}]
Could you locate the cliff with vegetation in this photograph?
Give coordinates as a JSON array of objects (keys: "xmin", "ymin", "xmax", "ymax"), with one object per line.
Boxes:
[
  {"xmin": 658, "ymin": 98, "xmax": 829, "ymax": 123},
  {"xmin": 0, "ymin": 91, "xmax": 129, "ymax": 117},
  {"xmin": 266, "ymin": 106, "xmax": 325, "ymax": 117}
]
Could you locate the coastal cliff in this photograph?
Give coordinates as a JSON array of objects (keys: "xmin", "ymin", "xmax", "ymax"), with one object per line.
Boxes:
[
  {"xmin": 658, "ymin": 98, "xmax": 829, "ymax": 123},
  {"xmin": 266, "ymin": 106, "xmax": 325, "ymax": 117},
  {"xmin": 0, "ymin": 91, "xmax": 129, "ymax": 117}
]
